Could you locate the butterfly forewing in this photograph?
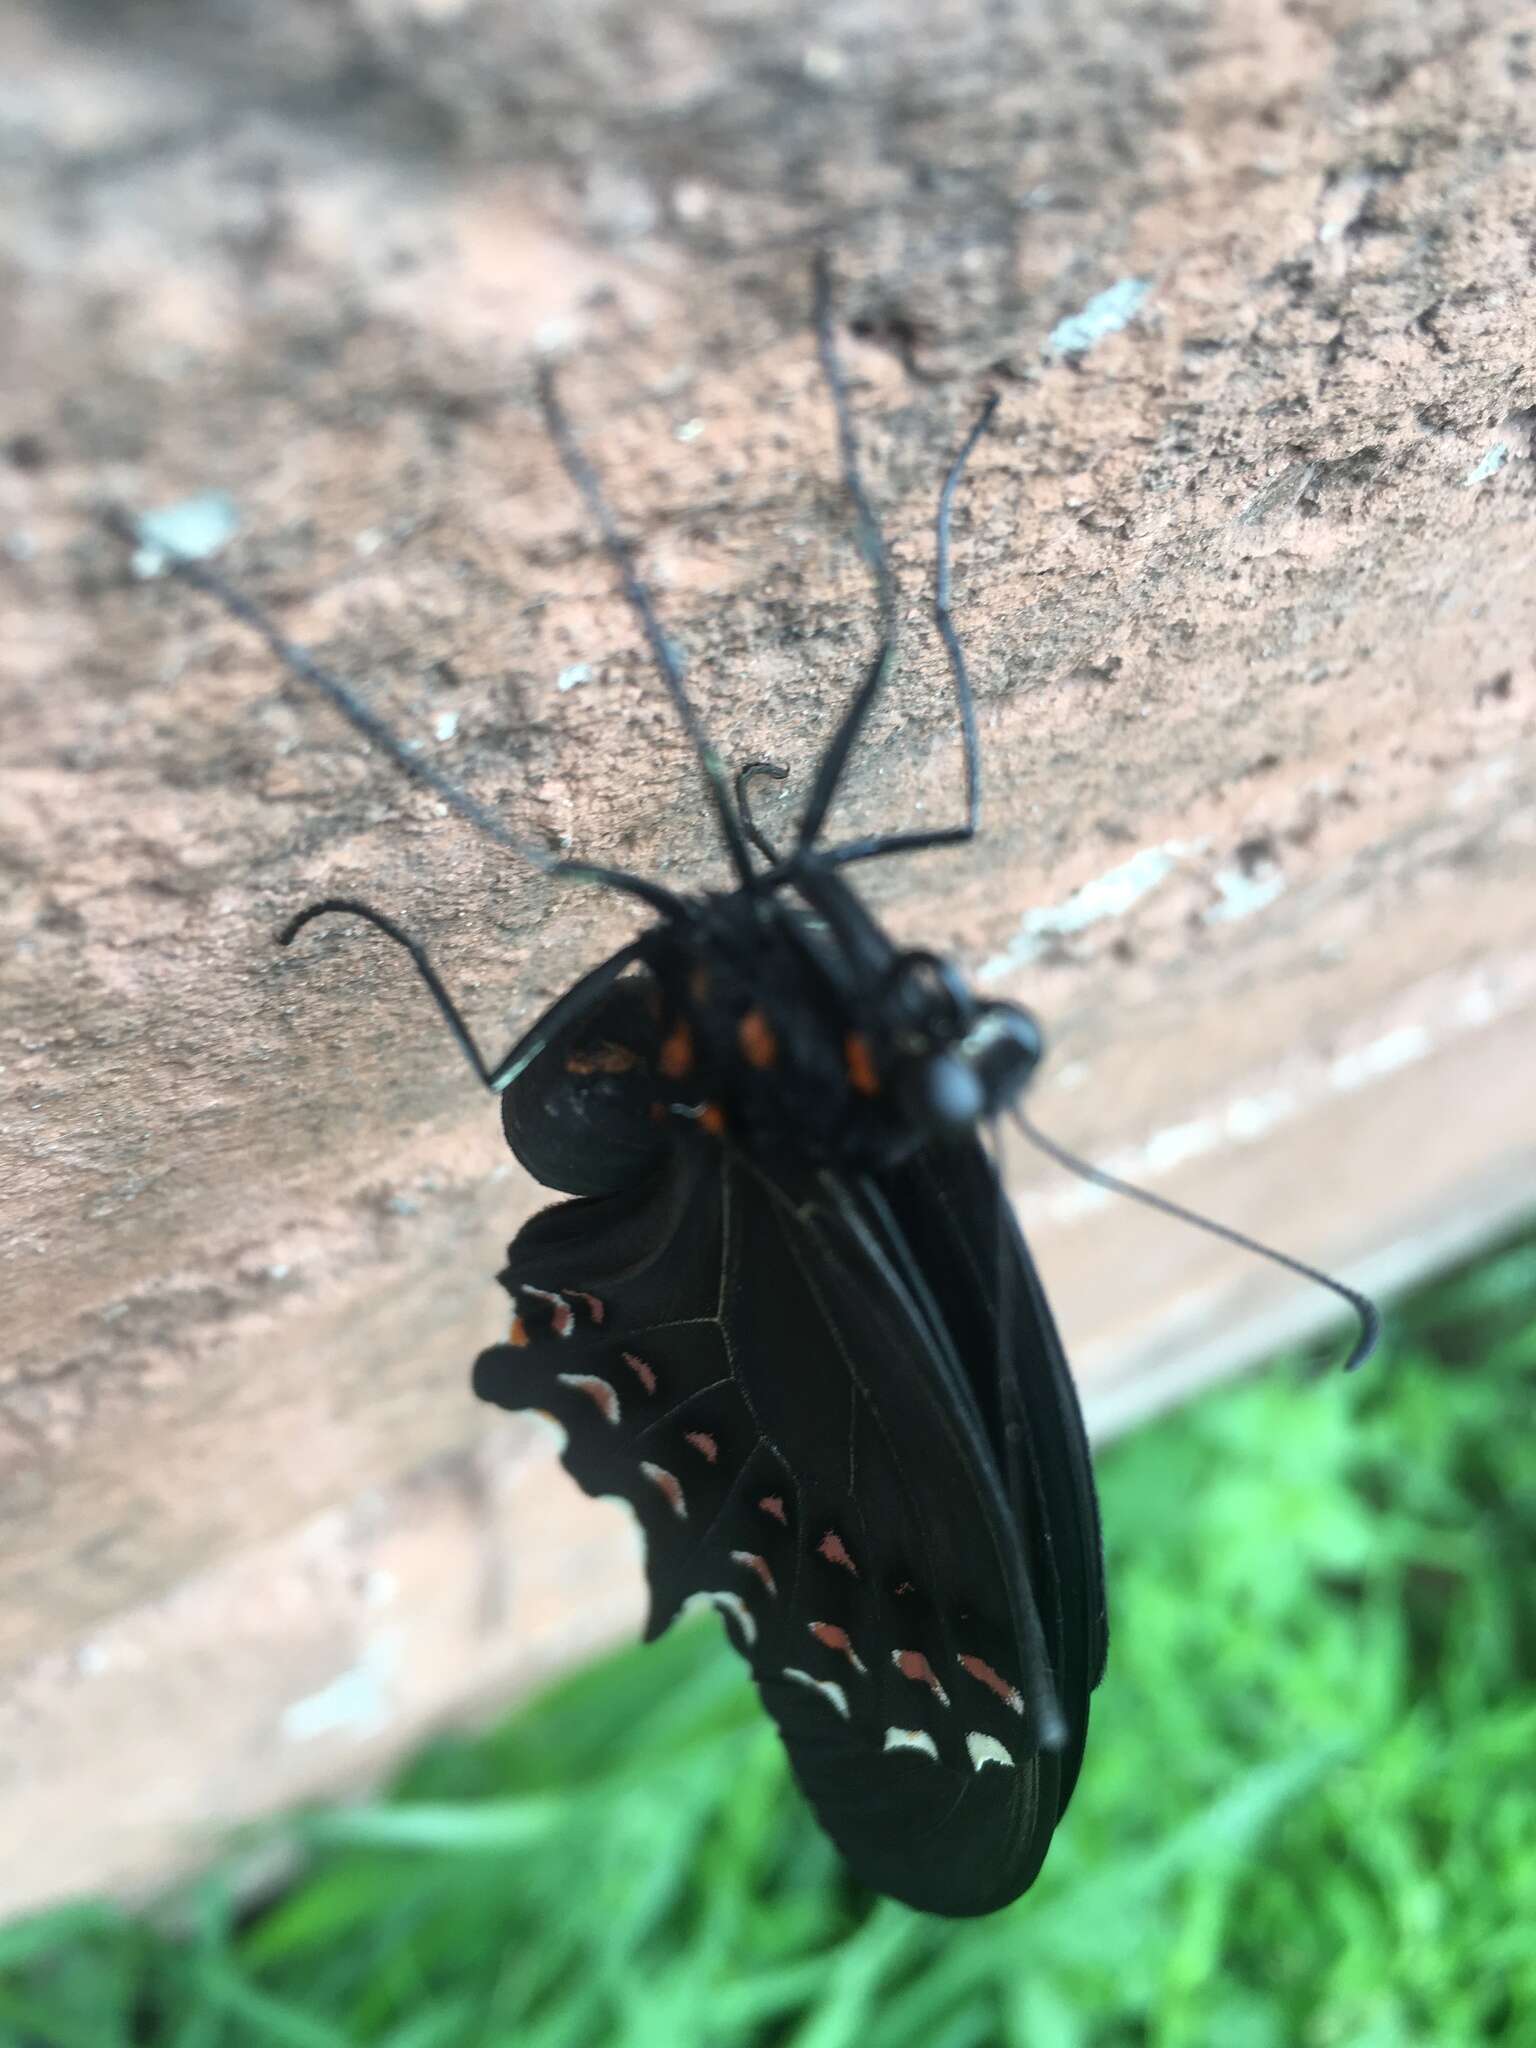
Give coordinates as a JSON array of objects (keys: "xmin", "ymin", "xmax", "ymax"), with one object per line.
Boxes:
[{"xmin": 474, "ymin": 1131, "xmax": 1102, "ymax": 1916}]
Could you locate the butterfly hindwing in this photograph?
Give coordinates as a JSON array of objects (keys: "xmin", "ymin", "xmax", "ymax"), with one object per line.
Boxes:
[
  {"xmin": 876, "ymin": 1145, "xmax": 1108, "ymax": 1810},
  {"xmin": 473, "ymin": 1134, "xmax": 1104, "ymax": 1916}
]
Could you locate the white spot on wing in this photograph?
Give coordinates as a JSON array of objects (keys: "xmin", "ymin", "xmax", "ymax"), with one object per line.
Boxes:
[
  {"xmin": 521, "ymin": 1285, "xmax": 575, "ymax": 1337},
  {"xmin": 783, "ymin": 1668, "xmax": 850, "ymax": 1720},
  {"xmin": 731, "ymin": 1550, "xmax": 777, "ymax": 1596},
  {"xmin": 556, "ymin": 1373, "xmax": 620, "ymax": 1424},
  {"xmin": 640, "ymin": 1461, "xmax": 687, "ymax": 1518},
  {"xmin": 966, "ymin": 1732, "xmax": 1015, "ymax": 1772},
  {"xmin": 685, "ymin": 1590, "xmax": 758, "ymax": 1648},
  {"xmin": 883, "ymin": 1727, "xmax": 939, "ymax": 1762}
]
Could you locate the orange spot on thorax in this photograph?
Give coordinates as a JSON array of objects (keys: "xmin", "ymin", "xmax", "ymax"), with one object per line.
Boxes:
[
  {"xmin": 737, "ymin": 1008, "xmax": 778, "ymax": 1069},
  {"xmin": 659, "ymin": 1018, "xmax": 694, "ymax": 1079},
  {"xmin": 844, "ymin": 1031, "xmax": 880, "ymax": 1097}
]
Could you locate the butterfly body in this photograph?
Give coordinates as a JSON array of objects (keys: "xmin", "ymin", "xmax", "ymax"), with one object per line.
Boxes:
[
  {"xmin": 473, "ymin": 863, "xmax": 1106, "ymax": 1916},
  {"xmin": 502, "ymin": 872, "xmax": 1044, "ymax": 1186}
]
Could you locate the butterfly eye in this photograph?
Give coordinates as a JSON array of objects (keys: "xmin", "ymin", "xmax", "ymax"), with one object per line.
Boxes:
[
  {"xmin": 899, "ymin": 1051, "xmax": 986, "ymax": 1135},
  {"xmin": 958, "ymin": 1003, "xmax": 1046, "ymax": 1116}
]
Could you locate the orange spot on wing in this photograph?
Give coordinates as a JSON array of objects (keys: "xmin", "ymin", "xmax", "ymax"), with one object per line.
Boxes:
[
  {"xmin": 809, "ymin": 1621, "xmax": 866, "ymax": 1673},
  {"xmin": 699, "ymin": 1101, "xmax": 727, "ymax": 1137},
  {"xmin": 509, "ymin": 1316, "xmax": 530, "ymax": 1347},
  {"xmin": 737, "ymin": 1008, "xmax": 778, "ymax": 1069},
  {"xmin": 558, "ymin": 1373, "xmax": 620, "ymax": 1424},
  {"xmin": 844, "ymin": 1031, "xmax": 880, "ymax": 1097},
  {"xmin": 758, "ymin": 1495, "xmax": 787, "ymax": 1524},
  {"xmin": 894, "ymin": 1649, "xmax": 950, "ymax": 1706},
  {"xmin": 818, "ymin": 1530, "xmax": 858, "ymax": 1575},
  {"xmin": 641, "ymin": 1462, "xmax": 687, "ymax": 1518},
  {"xmin": 564, "ymin": 1043, "xmax": 639, "ymax": 1076},
  {"xmin": 685, "ymin": 1430, "xmax": 719, "ymax": 1463},
  {"xmin": 958, "ymin": 1654, "xmax": 1025, "ymax": 1715},
  {"xmin": 659, "ymin": 1019, "xmax": 694, "ymax": 1079},
  {"xmin": 522, "ymin": 1285, "xmax": 574, "ymax": 1337},
  {"xmin": 622, "ymin": 1351, "xmax": 657, "ymax": 1394}
]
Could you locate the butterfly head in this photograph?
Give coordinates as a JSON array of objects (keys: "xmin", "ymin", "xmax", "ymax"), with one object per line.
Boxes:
[{"xmin": 877, "ymin": 949, "xmax": 1044, "ymax": 1139}]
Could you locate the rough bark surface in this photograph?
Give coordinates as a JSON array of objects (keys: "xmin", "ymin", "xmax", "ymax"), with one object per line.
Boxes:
[{"xmin": 3, "ymin": 0, "xmax": 1533, "ymax": 1913}]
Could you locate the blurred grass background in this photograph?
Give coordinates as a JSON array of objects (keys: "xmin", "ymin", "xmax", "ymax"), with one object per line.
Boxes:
[{"xmin": 3, "ymin": 1227, "xmax": 1531, "ymax": 2048}]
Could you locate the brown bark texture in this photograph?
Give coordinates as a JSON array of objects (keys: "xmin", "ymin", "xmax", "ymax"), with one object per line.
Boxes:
[{"xmin": 2, "ymin": 0, "xmax": 1534, "ymax": 1916}]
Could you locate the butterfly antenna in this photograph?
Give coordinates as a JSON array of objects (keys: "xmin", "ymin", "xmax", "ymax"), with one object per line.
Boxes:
[
  {"xmin": 103, "ymin": 508, "xmax": 690, "ymax": 919},
  {"xmin": 536, "ymin": 363, "xmax": 756, "ymax": 886},
  {"xmin": 1013, "ymin": 1110, "xmax": 1381, "ymax": 1371},
  {"xmin": 825, "ymin": 392, "xmax": 998, "ymax": 869},
  {"xmin": 794, "ymin": 255, "xmax": 901, "ymax": 853},
  {"xmin": 930, "ymin": 394, "xmax": 997, "ymax": 840},
  {"xmin": 104, "ymin": 508, "xmax": 553, "ymax": 865},
  {"xmin": 813, "ymin": 252, "xmax": 896, "ymax": 626}
]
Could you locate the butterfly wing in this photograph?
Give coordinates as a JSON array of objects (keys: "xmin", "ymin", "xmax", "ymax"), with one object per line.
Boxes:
[
  {"xmin": 872, "ymin": 1143, "xmax": 1107, "ymax": 1813},
  {"xmin": 473, "ymin": 1135, "xmax": 1103, "ymax": 1916}
]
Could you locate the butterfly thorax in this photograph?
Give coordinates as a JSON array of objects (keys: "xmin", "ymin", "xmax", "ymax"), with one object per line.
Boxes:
[{"xmin": 628, "ymin": 874, "xmax": 1043, "ymax": 1170}]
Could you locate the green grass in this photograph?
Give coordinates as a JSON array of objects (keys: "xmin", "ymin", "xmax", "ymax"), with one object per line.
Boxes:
[{"xmin": 5, "ymin": 1228, "xmax": 1534, "ymax": 2048}]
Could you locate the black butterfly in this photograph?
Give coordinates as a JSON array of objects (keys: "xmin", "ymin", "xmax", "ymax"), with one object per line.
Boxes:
[{"xmin": 126, "ymin": 259, "xmax": 1377, "ymax": 1917}]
